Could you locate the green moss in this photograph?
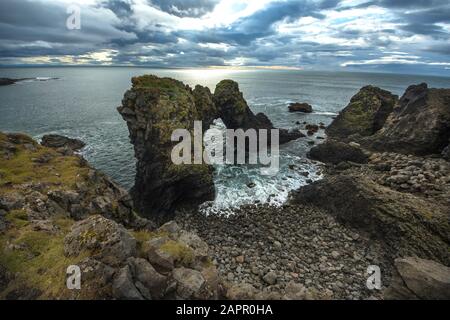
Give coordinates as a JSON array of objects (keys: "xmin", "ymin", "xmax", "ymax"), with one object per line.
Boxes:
[
  {"xmin": 0, "ymin": 216, "xmax": 89, "ymax": 299},
  {"xmin": 132, "ymin": 230, "xmax": 169, "ymax": 258},
  {"xmin": 0, "ymin": 133, "xmax": 89, "ymax": 193},
  {"xmin": 160, "ymin": 240, "xmax": 195, "ymax": 266},
  {"xmin": 5, "ymin": 209, "xmax": 29, "ymax": 228}
]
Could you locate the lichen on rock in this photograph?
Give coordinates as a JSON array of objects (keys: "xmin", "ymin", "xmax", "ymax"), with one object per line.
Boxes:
[
  {"xmin": 326, "ymin": 85, "xmax": 398, "ymax": 139},
  {"xmin": 118, "ymin": 75, "xmax": 216, "ymax": 218}
]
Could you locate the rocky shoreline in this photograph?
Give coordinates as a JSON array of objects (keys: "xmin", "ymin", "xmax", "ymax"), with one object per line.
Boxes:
[{"xmin": 1, "ymin": 76, "xmax": 449, "ymax": 300}]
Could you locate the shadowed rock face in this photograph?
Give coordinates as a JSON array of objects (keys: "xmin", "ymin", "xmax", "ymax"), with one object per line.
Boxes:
[
  {"xmin": 366, "ymin": 83, "xmax": 450, "ymax": 156},
  {"xmin": 214, "ymin": 80, "xmax": 305, "ymax": 144},
  {"xmin": 214, "ymin": 80, "xmax": 274, "ymax": 130},
  {"xmin": 384, "ymin": 257, "xmax": 450, "ymax": 300},
  {"xmin": 290, "ymin": 175, "xmax": 450, "ymax": 265},
  {"xmin": 118, "ymin": 75, "xmax": 216, "ymax": 218},
  {"xmin": 119, "ymin": 76, "xmax": 304, "ymax": 218},
  {"xmin": 326, "ymin": 86, "xmax": 398, "ymax": 139}
]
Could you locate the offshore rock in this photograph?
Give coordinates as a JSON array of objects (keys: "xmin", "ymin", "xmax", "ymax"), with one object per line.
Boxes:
[{"xmin": 118, "ymin": 75, "xmax": 216, "ymax": 217}]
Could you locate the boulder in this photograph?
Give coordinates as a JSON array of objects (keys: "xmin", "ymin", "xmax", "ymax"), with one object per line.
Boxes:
[
  {"xmin": 283, "ymin": 281, "xmax": 322, "ymax": 300},
  {"xmin": 127, "ymin": 257, "xmax": 167, "ymax": 299},
  {"xmin": 77, "ymin": 258, "xmax": 115, "ymax": 298},
  {"xmin": 171, "ymin": 267, "xmax": 206, "ymax": 299},
  {"xmin": 366, "ymin": 83, "xmax": 450, "ymax": 155},
  {"xmin": 118, "ymin": 75, "xmax": 215, "ymax": 217},
  {"xmin": 41, "ymin": 134, "xmax": 85, "ymax": 152},
  {"xmin": 64, "ymin": 215, "xmax": 136, "ymax": 266},
  {"xmin": 112, "ymin": 265, "xmax": 144, "ymax": 300},
  {"xmin": 307, "ymin": 140, "xmax": 369, "ymax": 164},
  {"xmin": 326, "ymin": 85, "xmax": 398, "ymax": 138},
  {"xmin": 226, "ymin": 283, "xmax": 257, "ymax": 300},
  {"xmin": 288, "ymin": 102, "xmax": 313, "ymax": 113},
  {"xmin": 291, "ymin": 175, "xmax": 450, "ymax": 265},
  {"xmin": 384, "ymin": 257, "xmax": 450, "ymax": 300}
]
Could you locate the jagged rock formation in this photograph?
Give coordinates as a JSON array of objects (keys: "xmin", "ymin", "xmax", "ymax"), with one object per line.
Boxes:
[
  {"xmin": 366, "ymin": 83, "xmax": 450, "ymax": 156},
  {"xmin": 118, "ymin": 76, "xmax": 216, "ymax": 218},
  {"xmin": 214, "ymin": 80, "xmax": 305, "ymax": 144},
  {"xmin": 291, "ymin": 173, "xmax": 450, "ymax": 266},
  {"xmin": 119, "ymin": 76, "xmax": 305, "ymax": 217},
  {"xmin": 326, "ymin": 86, "xmax": 398, "ymax": 139},
  {"xmin": 0, "ymin": 132, "xmax": 219, "ymax": 300},
  {"xmin": 384, "ymin": 257, "xmax": 450, "ymax": 300},
  {"xmin": 62, "ymin": 217, "xmax": 219, "ymax": 300}
]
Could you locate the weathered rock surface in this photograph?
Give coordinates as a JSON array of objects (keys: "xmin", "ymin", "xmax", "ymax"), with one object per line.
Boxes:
[
  {"xmin": 384, "ymin": 257, "xmax": 450, "ymax": 300},
  {"xmin": 366, "ymin": 83, "xmax": 450, "ymax": 156},
  {"xmin": 118, "ymin": 75, "xmax": 216, "ymax": 217},
  {"xmin": 64, "ymin": 215, "xmax": 137, "ymax": 266},
  {"xmin": 308, "ymin": 140, "xmax": 369, "ymax": 164},
  {"xmin": 112, "ymin": 265, "xmax": 144, "ymax": 300},
  {"xmin": 41, "ymin": 134, "xmax": 85, "ymax": 152},
  {"xmin": 0, "ymin": 132, "xmax": 219, "ymax": 300},
  {"xmin": 288, "ymin": 102, "xmax": 313, "ymax": 113},
  {"xmin": 326, "ymin": 86, "xmax": 398, "ymax": 138},
  {"xmin": 291, "ymin": 175, "xmax": 450, "ymax": 265},
  {"xmin": 214, "ymin": 80, "xmax": 304, "ymax": 144}
]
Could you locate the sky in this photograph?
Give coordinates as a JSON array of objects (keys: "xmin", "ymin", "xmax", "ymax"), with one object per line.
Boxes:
[{"xmin": 0, "ymin": 0, "xmax": 449, "ymax": 76}]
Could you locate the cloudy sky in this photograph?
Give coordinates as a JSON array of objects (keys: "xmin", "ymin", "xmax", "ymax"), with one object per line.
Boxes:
[{"xmin": 0, "ymin": 0, "xmax": 449, "ymax": 75}]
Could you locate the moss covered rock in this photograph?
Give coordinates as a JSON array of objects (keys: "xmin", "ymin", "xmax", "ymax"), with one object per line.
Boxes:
[
  {"xmin": 326, "ymin": 86, "xmax": 398, "ymax": 139},
  {"xmin": 366, "ymin": 83, "xmax": 450, "ymax": 156},
  {"xmin": 118, "ymin": 75, "xmax": 216, "ymax": 218}
]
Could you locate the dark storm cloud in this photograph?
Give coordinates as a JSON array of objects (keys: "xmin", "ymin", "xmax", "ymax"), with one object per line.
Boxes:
[
  {"xmin": 0, "ymin": 0, "xmax": 135, "ymax": 58},
  {"xmin": 149, "ymin": 0, "xmax": 220, "ymax": 18},
  {"xmin": 0, "ymin": 0, "xmax": 448, "ymax": 76},
  {"xmin": 176, "ymin": 0, "xmax": 342, "ymax": 46},
  {"xmin": 101, "ymin": 0, "xmax": 133, "ymax": 18}
]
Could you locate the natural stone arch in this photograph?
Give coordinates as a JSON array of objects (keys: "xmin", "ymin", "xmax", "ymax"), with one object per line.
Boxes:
[{"xmin": 118, "ymin": 75, "xmax": 304, "ymax": 218}]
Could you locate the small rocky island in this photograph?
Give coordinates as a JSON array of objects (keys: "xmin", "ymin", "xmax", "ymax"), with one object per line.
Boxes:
[{"xmin": 0, "ymin": 77, "xmax": 449, "ymax": 300}]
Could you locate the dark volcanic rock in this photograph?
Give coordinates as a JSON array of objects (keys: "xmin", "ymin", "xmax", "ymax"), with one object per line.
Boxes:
[
  {"xmin": 214, "ymin": 80, "xmax": 303, "ymax": 144},
  {"xmin": 442, "ymin": 144, "xmax": 450, "ymax": 161},
  {"xmin": 118, "ymin": 75, "xmax": 216, "ymax": 217},
  {"xmin": 288, "ymin": 102, "xmax": 313, "ymax": 113},
  {"xmin": 0, "ymin": 78, "xmax": 16, "ymax": 86},
  {"xmin": 41, "ymin": 134, "xmax": 85, "ymax": 152},
  {"xmin": 0, "ymin": 78, "xmax": 33, "ymax": 86},
  {"xmin": 366, "ymin": 83, "xmax": 450, "ymax": 156},
  {"xmin": 307, "ymin": 140, "xmax": 369, "ymax": 164},
  {"xmin": 291, "ymin": 175, "xmax": 450, "ymax": 265},
  {"xmin": 326, "ymin": 86, "xmax": 398, "ymax": 138}
]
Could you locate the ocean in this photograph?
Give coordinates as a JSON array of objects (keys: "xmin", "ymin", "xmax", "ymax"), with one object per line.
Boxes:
[{"xmin": 1, "ymin": 67, "xmax": 449, "ymax": 214}]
